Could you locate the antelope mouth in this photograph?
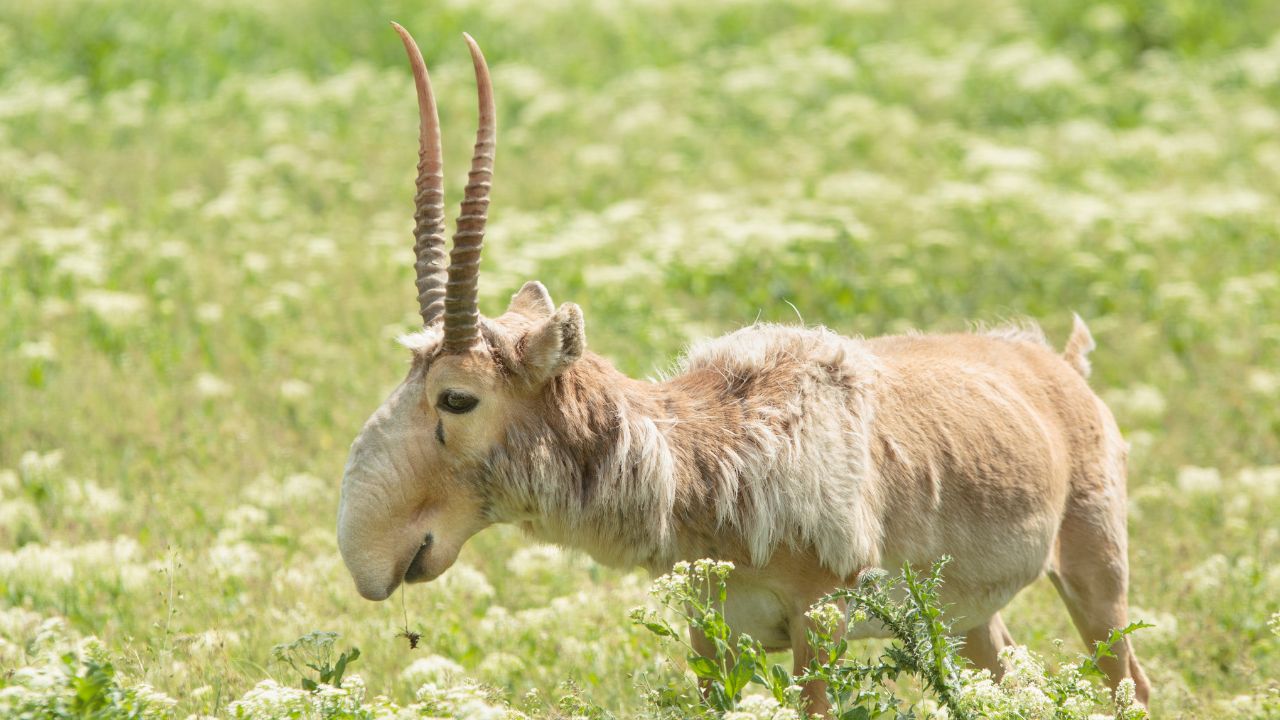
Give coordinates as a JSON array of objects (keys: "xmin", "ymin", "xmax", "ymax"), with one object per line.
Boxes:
[{"xmin": 403, "ymin": 533, "xmax": 435, "ymax": 583}]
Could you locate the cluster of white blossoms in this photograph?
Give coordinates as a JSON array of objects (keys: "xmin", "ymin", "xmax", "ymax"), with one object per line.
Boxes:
[
  {"xmin": 992, "ymin": 646, "xmax": 1058, "ymax": 717},
  {"xmin": 1102, "ymin": 384, "xmax": 1167, "ymax": 425},
  {"xmin": 0, "ymin": 448, "xmax": 129, "ymax": 547},
  {"xmin": 722, "ymin": 694, "xmax": 804, "ymax": 720},
  {"xmin": 412, "ymin": 680, "xmax": 528, "ymax": 720},
  {"xmin": 0, "ymin": 535, "xmax": 155, "ymax": 592},
  {"xmin": 648, "ymin": 559, "xmax": 735, "ymax": 602},
  {"xmin": 229, "ymin": 676, "xmax": 385, "ymax": 719},
  {"xmin": 1176, "ymin": 466, "xmax": 1223, "ymax": 495},
  {"xmin": 3, "ymin": 618, "xmax": 536, "ymax": 720},
  {"xmin": 400, "ymin": 654, "xmax": 465, "ymax": 686},
  {"xmin": 1238, "ymin": 466, "xmax": 1280, "ymax": 499},
  {"xmin": 0, "ymin": 635, "xmax": 177, "ymax": 719},
  {"xmin": 506, "ymin": 544, "xmax": 588, "ymax": 580},
  {"xmin": 804, "ymin": 601, "xmax": 845, "ymax": 637},
  {"xmin": 942, "ymin": 644, "xmax": 1147, "ymax": 720}
]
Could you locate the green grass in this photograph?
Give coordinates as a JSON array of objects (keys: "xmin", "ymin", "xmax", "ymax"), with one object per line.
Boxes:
[{"xmin": 1, "ymin": 0, "xmax": 1278, "ymax": 717}]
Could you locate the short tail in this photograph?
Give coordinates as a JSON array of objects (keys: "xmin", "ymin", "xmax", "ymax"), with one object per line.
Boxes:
[{"xmin": 1062, "ymin": 313, "xmax": 1095, "ymax": 378}]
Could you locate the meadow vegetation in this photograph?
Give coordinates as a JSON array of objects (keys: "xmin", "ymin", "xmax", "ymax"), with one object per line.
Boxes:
[{"xmin": 1, "ymin": 0, "xmax": 1278, "ymax": 717}]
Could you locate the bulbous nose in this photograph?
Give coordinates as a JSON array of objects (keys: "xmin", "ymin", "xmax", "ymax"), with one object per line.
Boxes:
[
  {"xmin": 355, "ymin": 578, "xmax": 397, "ymax": 602},
  {"xmin": 336, "ymin": 464, "xmax": 408, "ymax": 602}
]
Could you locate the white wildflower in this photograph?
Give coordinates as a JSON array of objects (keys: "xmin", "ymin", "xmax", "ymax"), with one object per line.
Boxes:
[
  {"xmin": 413, "ymin": 679, "xmax": 518, "ymax": 718},
  {"xmin": 477, "ymin": 651, "xmax": 526, "ymax": 680},
  {"xmin": 228, "ymin": 679, "xmax": 313, "ymax": 717},
  {"xmin": 63, "ymin": 479, "xmax": 124, "ymax": 518},
  {"xmin": 195, "ymin": 303, "xmax": 224, "ymax": 323},
  {"xmin": 279, "ymin": 473, "xmax": 326, "ymax": 505},
  {"xmin": 1238, "ymin": 466, "xmax": 1280, "ymax": 498},
  {"xmin": 131, "ymin": 683, "xmax": 178, "ymax": 712},
  {"xmin": 0, "ymin": 498, "xmax": 41, "ymax": 537},
  {"xmin": 956, "ymin": 667, "xmax": 1003, "ymax": 708},
  {"xmin": 1186, "ymin": 554, "xmax": 1229, "ymax": 593},
  {"xmin": 723, "ymin": 693, "xmax": 801, "ymax": 719},
  {"xmin": 154, "ymin": 240, "xmax": 187, "ymax": 260},
  {"xmin": 207, "ymin": 541, "xmax": 262, "ymax": 579},
  {"xmin": 506, "ymin": 544, "xmax": 573, "ymax": 578},
  {"xmin": 1176, "ymin": 466, "xmax": 1222, "ymax": 494},
  {"xmin": 1114, "ymin": 678, "xmax": 1142, "ymax": 716},
  {"xmin": 194, "ymin": 373, "xmax": 233, "ymax": 399},
  {"xmin": 805, "ymin": 602, "xmax": 844, "ymax": 636},
  {"xmin": 80, "ymin": 290, "xmax": 147, "ymax": 327},
  {"xmin": 965, "ymin": 141, "xmax": 1043, "ymax": 173},
  {"xmin": 279, "ymin": 379, "xmax": 311, "ymax": 401},
  {"xmin": 241, "ymin": 287, "xmax": 280, "ymax": 316},
  {"xmin": 0, "ymin": 607, "xmax": 46, "ymax": 643},
  {"xmin": 223, "ymin": 504, "xmax": 269, "ymax": 535},
  {"xmin": 53, "ymin": 246, "xmax": 105, "ymax": 284},
  {"xmin": 1128, "ymin": 607, "xmax": 1178, "ymax": 642},
  {"xmin": 1104, "ymin": 384, "xmax": 1166, "ymax": 422},
  {"xmin": 17, "ymin": 338, "xmax": 56, "ymax": 362},
  {"xmin": 1248, "ymin": 369, "xmax": 1280, "ymax": 397},
  {"xmin": 438, "ymin": 562, "xmax": 495, "ymax": 599},
  {"xmin": 0, "ymin": 537, "xmax": 144, "ymax": 588},
  {"xmin": 1017, "ymin": 54, "xmax": 1082, "ymax": 91},
  {"xmin": 19, "ymin": 449, "xmax": 64, "ymax": 478},
  {"xmin": 242, "ymin": 252, "xmax": 270, "ymax": 274},
  {"xmin": 401, "ymin": 654, "xmax": 464, "ymax": 685},
  {"xmin": 574, "ymin": 144, "xmax": 623, "ymax": 170}
]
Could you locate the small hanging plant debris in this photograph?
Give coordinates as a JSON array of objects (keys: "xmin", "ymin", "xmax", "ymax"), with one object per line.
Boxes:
[{"xmin": 398, "ymin": 587, "xmax": 421, "ymax": 649}]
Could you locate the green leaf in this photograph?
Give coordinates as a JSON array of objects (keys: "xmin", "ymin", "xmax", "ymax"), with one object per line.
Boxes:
[
  {"xmin": 707, "ymin": 684, "xmax": 733, "ymax": 712},
  {"xmin": 643, "ymin": 621, "xmax": 675, "ymax": 637},
  {"xmin": 769, "ymin": 664, "xmax": 792, "ymax": 700},
  {"xmin": 726, "ymin": 656, "xmax": 755, "ymax": 696},
  {"xmin": 687, "ymin": 655, "xmax": 721, "ymax": 680},
  {"xmin": 713, "ymin": 636, "xmax": 731, "ymax": 658}
]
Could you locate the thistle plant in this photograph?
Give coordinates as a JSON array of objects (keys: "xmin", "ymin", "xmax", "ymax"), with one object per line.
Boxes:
[
  {"xmin": 803, "ymin": 562, "xmax": 970, "ymax": 719},
  {"xmin": 633, "ymin": 559, "xmax": 1155, "ymax": 720}
]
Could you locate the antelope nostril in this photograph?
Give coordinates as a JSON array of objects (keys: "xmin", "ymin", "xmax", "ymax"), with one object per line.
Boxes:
[{"xmin": 405, "ymin": 532, "xmax": 434, "ymax": 583}]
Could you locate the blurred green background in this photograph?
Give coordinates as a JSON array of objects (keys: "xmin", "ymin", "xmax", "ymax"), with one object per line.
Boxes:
[{"xmin": 1, "ymin": 0, "xmax": 1278, "ymax": 716}]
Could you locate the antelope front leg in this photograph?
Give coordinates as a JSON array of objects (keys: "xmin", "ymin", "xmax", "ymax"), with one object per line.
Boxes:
[
  {"xmin": 791, "ymin": 628, "xmax": 830, "ymax": 716},
  {"xmin": 792, "ymin": 589, "xmax": 859, "ymax": 718}
]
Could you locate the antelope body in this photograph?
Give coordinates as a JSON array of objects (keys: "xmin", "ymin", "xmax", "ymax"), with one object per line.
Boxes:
[{"xmin": 337, "ymin": 26, "xmax": 1150, "ymax": 710}]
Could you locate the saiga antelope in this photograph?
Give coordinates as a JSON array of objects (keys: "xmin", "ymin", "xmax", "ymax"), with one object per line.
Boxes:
[{"xmin": 336, "ymin": 25, "xmax": 1151, "ymax": 711}]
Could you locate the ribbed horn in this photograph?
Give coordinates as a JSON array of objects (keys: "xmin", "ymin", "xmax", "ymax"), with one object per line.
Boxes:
[
  {"xmin": 391, "ymin": 22, "xmax": 447, "ymax": 327},
  {"xmin": 442, "ymin": 33, "xmax": 494, "ymax": 354}
]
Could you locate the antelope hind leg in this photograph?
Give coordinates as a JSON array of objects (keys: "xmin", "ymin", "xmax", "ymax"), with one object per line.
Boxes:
[{"xmin": 1049, "ymin": 503, "xmax": 1151, "ymax": 705}]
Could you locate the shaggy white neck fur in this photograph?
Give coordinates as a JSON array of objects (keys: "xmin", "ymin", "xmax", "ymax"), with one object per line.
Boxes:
[{"xmin": 483, "ymin": 325, "xmax": 886, "ymax": 578}]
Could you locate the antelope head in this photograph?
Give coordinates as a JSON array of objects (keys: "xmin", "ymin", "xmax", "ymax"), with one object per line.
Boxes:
[{"xmin": 337, "ymin": 25, "xmax": 586, "ymax": 601}]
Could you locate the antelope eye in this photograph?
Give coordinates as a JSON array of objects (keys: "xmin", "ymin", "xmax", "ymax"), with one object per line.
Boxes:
[{"xmin": 437, "ymin": 389, "xmax": 479, "ymax": 415}]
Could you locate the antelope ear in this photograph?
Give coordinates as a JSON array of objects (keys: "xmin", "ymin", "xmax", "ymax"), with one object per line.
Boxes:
[
  {"xmin": 505, "ymin": 281, "xmax": 555, "ymax": 320},
  {"xmin": 521, "ymin": 302, "xmax": 585, "ymax": 382}
]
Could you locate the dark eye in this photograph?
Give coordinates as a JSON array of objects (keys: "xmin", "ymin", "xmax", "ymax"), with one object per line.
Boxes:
[{"xmin": 437, "ymin": 389, "xmax": 479, "ymax": 415}]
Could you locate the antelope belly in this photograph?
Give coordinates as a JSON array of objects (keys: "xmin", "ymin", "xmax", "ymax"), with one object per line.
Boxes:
[{"xmin": 723, "ymin": 581, "xmax": 792, "ymax": 650}]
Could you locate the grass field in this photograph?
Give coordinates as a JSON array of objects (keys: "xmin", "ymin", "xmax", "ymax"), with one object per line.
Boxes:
[{"xmin": 1, "ymin": 0, "xmax": 1278, "ymax": 716}]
